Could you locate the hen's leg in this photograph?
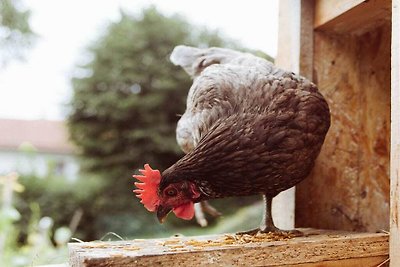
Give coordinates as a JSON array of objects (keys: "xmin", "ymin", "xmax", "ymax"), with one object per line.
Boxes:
[
  {"xmin": 194, "ymin": 201, "xmax": 222, "ymax": 227},
  {"xmin": 238, "ymin": 195, "xmax": 302, "ymax": 236}
]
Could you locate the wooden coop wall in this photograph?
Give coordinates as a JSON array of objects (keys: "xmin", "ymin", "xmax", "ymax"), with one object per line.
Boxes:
[{"xmin": 295, "ymin": 1, "xmax": 391, "ymax": 232}]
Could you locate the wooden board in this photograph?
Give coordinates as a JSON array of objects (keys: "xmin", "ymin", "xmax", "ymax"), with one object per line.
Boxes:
[
  {"xmin": 275, "ymin": 0, "xmax": 300, "ymax": 73},
  {"xmin": 315, "ymin": 0, "xmax": 391, "ymax": 35},
  {"xmin": 390, "ymin": 0, "xmax": 400, "ymax": 266},
  {"xmin": 276, "ymin": 0, "xmax": 315, "ymax": 79},
  {"xmin": 272, "ymin": 0, "xmax": 301, "ymax": 230},
  {"xmin": 296, "ymin": 23, "xmax": 391, "ymax": 232},
  {"xmin": 69, "ymin": 229, "xmax": 388, "ymax": 267},
  {"xmin": 299, "ymin": 0, "xmax": 315, "ymax": 80},
  {"xmin": 272, "ymin": 0, "xmax": 317, "ymax": 230},
  {"xmin": 314, "ymin": 0, "xmax": 364, "ymax": 27}
]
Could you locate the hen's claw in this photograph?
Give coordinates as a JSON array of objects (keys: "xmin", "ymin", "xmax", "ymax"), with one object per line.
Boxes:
[
  {"xmin": 237, "ymin": 195, "xmax": 303, "ymax": 237},
  {"xmin": 194, "ymin": 201, "xmax": 221, "ymax": 227}
]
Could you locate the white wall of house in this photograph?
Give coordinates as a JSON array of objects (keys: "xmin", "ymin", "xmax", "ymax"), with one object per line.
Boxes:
[{"xmin": 0, "ymin": 150, "xmax": 79, "ymax": 181}]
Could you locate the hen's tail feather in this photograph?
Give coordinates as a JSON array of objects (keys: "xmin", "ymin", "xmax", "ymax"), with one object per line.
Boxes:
[
  {"xmin": 170, "ymin": 45, "xmax": 282, "ymax": 78},
  {"xmin": 170, "ymin": 45, "xmax": 242, "ymax": 78}
]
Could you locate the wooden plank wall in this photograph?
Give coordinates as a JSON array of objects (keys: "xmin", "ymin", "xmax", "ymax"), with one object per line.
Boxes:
[
  {"xmin": 390, "ymin": 0, "xmax": 400, "ymax": 266},
  {"xmin": 295, "ymin": 1, "xmax": 391, "ymax": 232}
]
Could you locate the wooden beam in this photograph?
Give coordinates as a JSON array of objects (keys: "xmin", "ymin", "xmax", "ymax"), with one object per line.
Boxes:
[
  {"xmin": 273, "ymin": 0, "xmax": 301, "ymax": 230},
  {"xmin": 315, "ymin": 0, "xmax": 391, "ymax": 34},
  {"xmin": 314, "ymin": 0, "xmax": 365, "ymax": 27},
  {"xmin": 275, "ymin": 0, "xmax": 315, "ymax": 80},
  {"xmin": 273, "ymin": 0, "xmax": 316, "ymax": 230},
  {"xmin": 69, "ymin": 229, "xmax": 389, "ymax": 267},
  {"xmin": 275, "ymin": 0, "xmax": 301, "ymax": 73},
  {"xmin": 391, "ymin": 1, "xmax": 400, "ymax": 266},
  {"xmin": 299, "ymin": 0, "xmax": 315, "ymax": 80}
]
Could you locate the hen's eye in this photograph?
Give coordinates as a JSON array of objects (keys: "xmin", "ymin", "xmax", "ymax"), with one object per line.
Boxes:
[{"xmin": 166, "ymin": 188, "xmax": 177, "ymax": 197}]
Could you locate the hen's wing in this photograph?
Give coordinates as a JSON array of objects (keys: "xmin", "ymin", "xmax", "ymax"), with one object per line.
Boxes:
[{"xmin": 170, "ymin": 46, "xmax": 289, "ymax": 153}]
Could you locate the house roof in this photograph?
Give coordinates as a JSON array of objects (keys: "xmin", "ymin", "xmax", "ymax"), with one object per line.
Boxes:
[{"xmin": 0, "ymin": 119, "xmax": 75, "ymax": 154}]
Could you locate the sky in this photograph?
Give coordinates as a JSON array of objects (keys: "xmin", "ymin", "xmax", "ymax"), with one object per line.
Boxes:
[{"xmin": 0, "ymin": 0, "xmax": 279, "ymax": 121}]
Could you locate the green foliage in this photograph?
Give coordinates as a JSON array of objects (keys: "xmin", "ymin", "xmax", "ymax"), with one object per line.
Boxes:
[
  {"xmin": 0, "ymin": 206, "xmax": 20, "ymax": 237},
  {"xmin": 0, "ymin": 172, "xmax": 72, "ymax": 266},
  {"xmin": 14, "ymin": 174, "xmax": 103, "ymax": 242},
  {"xmin": 0, "ymin": 206, "xmax": 21, "ymax": 264},
  {"xmin": 0, "ymin": 0, "xmax": 36, "ymax": 65},
  {"xmin": 5, "ymin": 203, "xmax": 69, "ymax": 267}
]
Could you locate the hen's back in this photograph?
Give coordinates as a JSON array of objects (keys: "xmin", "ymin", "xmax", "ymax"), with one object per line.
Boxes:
[{"xmin": 170, "ymin": 46, "xmax": 318, "ymax": 154}]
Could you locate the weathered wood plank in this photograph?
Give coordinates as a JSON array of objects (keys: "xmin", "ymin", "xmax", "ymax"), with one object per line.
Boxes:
[
  {"xmin": 276, "ymin": 0, "xmax": 315, "ymax": 79},
  {"xmin": 273, "ymin": 0, "xmax": 316, "ymax": 230},
  {"xmin": 296, "ymin": 22, "xmax": 391, "ymax": 232},
  {"xmin": 293, "ymin": 256, "xmax": 388, "ymax": 267},
  {"xmin": 314, "ymin": 0, "xmax": 365, "ymax": 28},
  {"xmin": 315, "ymin": 0, "xmax": 391, "ymax": 34},
  {"xmin": 69, "ymin": 229, "xmax": 389, "ymax": 267},
  {"xmin": 273, "ymin": 0, "xmax": 301, "ymax": 230},
  {"xmin": 299, "ymin": 0, "xmax": 314, "ymax": 81},
  {"xmin": 390, "ymin": 1, "xmax": 400, "ymax": 266},
  {"xmin": 276, "ymin": 0, "xmax": 300, "ymax": 73}
]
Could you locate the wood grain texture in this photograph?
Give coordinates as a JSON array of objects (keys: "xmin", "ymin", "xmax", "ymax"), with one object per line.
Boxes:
[
  {"xmin": 390, "ymin": 0, "xmax": 400, "ymax": 266},
  {"xmin": 300, "ymin": 0, "xmax": 315, "ymax": 80},
  {"xmin": 293, "ymin": 256, "xmax": 388, "ymax": 267},
  {"xmin": 68, "ymin": 229, "xmax": 388, "ymax": 267},
  {"xmin": 315, "ymin": 0, "xmax": 391, "ymax": 35},
  {"xmin": 296, "ymin": 23, "xmax": 391, "ymax": 232},
  {"xmin": 314, "ymin": 0, "xmax": 364, "ymax": 27}
]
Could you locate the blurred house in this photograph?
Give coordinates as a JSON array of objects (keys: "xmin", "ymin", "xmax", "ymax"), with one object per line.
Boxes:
[{"xmin": 0, "ymin": 119, "xmax": 79, "ymax": 180}]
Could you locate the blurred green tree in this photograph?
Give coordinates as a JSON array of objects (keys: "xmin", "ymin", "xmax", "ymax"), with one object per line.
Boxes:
[
  {"xmin": 0, "ymin": 0, "xmax": 35, "ymax": 65},
  {"xmin": 68, "ymin": 6, "xmax": 271, "ymax": 239}
]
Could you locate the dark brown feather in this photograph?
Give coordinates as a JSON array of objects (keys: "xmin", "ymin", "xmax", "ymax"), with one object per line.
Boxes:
[{"xmin": 162, "ymin": 46, "xmax": 330, "ymax": 201}]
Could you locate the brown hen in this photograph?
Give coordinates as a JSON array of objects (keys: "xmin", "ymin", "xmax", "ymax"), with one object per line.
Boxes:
[{"xmin": 134, "ymin": 46, "xmax": 330, "ymax": 234}]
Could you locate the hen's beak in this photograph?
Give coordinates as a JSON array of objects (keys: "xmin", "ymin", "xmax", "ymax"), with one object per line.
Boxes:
[{"xmin": 156, "ymin": 205, "xmax": 172, "ymax": 223}]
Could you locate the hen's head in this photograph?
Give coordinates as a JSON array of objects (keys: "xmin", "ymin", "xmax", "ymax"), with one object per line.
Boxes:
[{"xmin": 133, "ymin": 164, "xmax": 201, "ymax": 223}]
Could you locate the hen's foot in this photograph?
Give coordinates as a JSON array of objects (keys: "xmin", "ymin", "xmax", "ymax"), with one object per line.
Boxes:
[
  {"xmin": 194, "ymin": 201, "xmax": 222, "ymax": 227},
  {"xmin": 237, "ymin": 227, "xmax": 303, "ymax": 237}
]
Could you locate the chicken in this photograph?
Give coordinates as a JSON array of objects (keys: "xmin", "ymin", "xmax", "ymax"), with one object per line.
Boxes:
[{"xmin": 133, "ymin": 46, "xmax": 330, "ymax": 234}]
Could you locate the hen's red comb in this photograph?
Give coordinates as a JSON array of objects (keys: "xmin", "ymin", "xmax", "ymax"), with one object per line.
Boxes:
[{"xmin": 133, "ymin": 164, "xmax": 161, "ymax": 212}]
